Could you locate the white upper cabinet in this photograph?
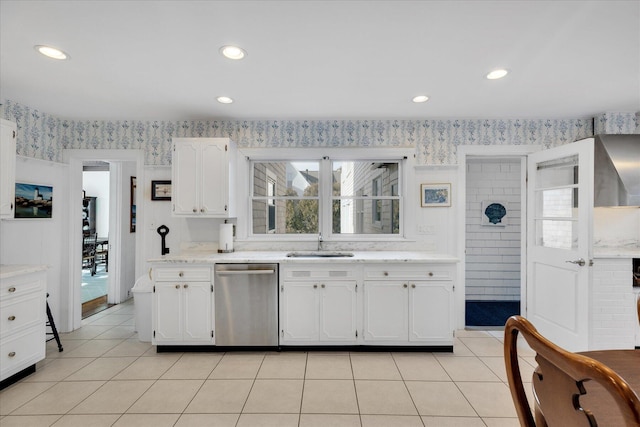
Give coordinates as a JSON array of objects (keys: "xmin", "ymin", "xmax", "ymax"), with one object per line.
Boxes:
[
  {"xmin": 0, "ymin": 119, "xmax": 17, "ymax": 219},
  {"xmin": 172, "ymin": 138, "xmax": 236, "ymax": 217}
]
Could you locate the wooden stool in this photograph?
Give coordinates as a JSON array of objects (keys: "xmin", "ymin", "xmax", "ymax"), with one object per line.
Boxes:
[{"xmin": 46, "ymin": 293, "xmax": 63, "ymax": 352}]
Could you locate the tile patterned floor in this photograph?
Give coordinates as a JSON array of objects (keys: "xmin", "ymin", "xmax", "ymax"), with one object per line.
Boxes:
[{"xmin": 0, "ymin": 300, "xmax": 538, "ymax": 426}]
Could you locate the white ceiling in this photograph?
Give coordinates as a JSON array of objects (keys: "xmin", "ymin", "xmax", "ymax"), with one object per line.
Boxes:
[{"xmin": 1, "ymin": 0, "xmax": 639, "ymax": 122}]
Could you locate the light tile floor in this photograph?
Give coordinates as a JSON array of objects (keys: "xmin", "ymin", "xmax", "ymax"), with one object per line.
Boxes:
[{"xmin": 0, "ymin": 300, "xmax": 538, "ymax": 426}]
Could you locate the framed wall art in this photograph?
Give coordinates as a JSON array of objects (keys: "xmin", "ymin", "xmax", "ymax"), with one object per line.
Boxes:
[
  {"xmin": 130, "ymin": 176, "xmax": 136, "ymax": 233},
  {"xmin": 420, "ymin": 183, "xmax": 451, "ymax": 207},
  {"xmin": 151, "ymin": 180, "xmax": 171, "ymax": 201},
  {"xmin": 14, "ymin": 182, "xmax": 53, "ymax": 219}
]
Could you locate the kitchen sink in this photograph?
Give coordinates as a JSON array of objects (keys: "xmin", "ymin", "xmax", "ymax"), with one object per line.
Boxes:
[{"xmin": 286, "ymin": 251, "xmax": 354, "ymax": 258}]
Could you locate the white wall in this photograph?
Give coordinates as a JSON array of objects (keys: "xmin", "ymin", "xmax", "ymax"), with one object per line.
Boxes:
[
  {"xmin": 465, "ymin": 158, "xmax": 521, "ymax": 301},
  {"xmin": 593, "ymin": 208, "xmax": 640, "ymax": 248},
  {"xmin": 83, "ymin": 170, "xmax": 109, "ymax": 237},
  {"xmin": 118, "ymin": 162, "xmax": 137, "ymax": 300},
  {"xmin": 0, "ymin": 156, "xmax": 68, "ymax": 327}
]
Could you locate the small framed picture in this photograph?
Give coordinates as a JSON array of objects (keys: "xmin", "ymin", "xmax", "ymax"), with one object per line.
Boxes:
[
  {"xmin": 151, "ymin": 180, "xmax": 172, "ymax": 201},
  {"xmin": 15, "ymin": 182, "xmax": 53, "ymax": 219},
  {"xmin": 420, "ymin": 183, "xmax": 451, "ymax": 207}
]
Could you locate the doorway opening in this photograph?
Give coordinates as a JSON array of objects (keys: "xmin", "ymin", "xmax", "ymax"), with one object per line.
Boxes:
[
  {"xmin": 464, "ymin": 157, "xmax": 523, "ymax": 327},
  {"xmin": 81, "ymin": 161, "xmax": 112, "ymax": 318}
]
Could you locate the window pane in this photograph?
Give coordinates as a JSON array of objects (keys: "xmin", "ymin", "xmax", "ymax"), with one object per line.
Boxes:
[
  {"xmin": 252, "ymin": 199, "xmax": 318, "ymax": 234},
  {"xmin": 332, "ymin": 161, "xmax": 398, "ymax": 196},
  {"xmin": 537, "ymin": 188, "xmax": 577, "ymax": 218},
  {"xmin": 333, "ymin": 199, "xmax": 399, "ymax": 234},
  {"xmin": 535, "ymin": 219, "xmax": 577, "ymax": 249},
  {"xmin": 253, "ymin": 161, "xmax": 319, "ymax": 197},
  {"xmin": 536, "ymin": 156, "xmax": 578, "ymax": 188}
]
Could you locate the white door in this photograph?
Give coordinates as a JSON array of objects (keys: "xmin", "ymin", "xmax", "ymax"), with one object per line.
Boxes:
[
  {"xmin": 280, "ymin": 282, "xmax": 319, "ymax": 342},
  {"xmin": 409, "ymin": 282, "xmax": 454, "ymax": 342},
  {"xmin": 320, "ymin": 281, "xmax": 357, "ymax": 342},
  {"xmin": 201, "ymin": 141, "xmax": 228, "ymax": 215},
  {"xmin": 363, "ymin": 281, "xmax": 408, "ymax": 341},
  {"xmin": 172, "ymin": 140, "xmax": 200, "ymax": 215},
  {"xmin": 527, "ymin": 139, "xmax": 593, "ymax": 351}
]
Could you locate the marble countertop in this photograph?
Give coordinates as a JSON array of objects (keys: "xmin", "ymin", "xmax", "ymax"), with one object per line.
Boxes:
[
  {"xmin": 593, "ymin": 247, "xmax": 640, "ymax": 258},
  {"xmin": 149, "ymin": 251, "xmax": 459, "ymax": 264},
  {"xmin": 0, "ymin": 264, "xmax": 48, "ymax": 280}
]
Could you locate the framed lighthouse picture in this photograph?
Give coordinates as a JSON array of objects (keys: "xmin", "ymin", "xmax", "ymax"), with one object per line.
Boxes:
[{"xmin": 14, "ymin": 182, "xmax": 53, "ymax": 219}]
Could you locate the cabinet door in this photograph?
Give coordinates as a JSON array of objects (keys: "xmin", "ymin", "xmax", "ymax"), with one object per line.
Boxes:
[
  {"xmin": 281, "ymin": 282, "xmax": 319, "ymax": 342},
  {"xmin": 0, "ymin": 120, "xmax": 16, "ymax": 218},
  {"xmin": 183, "ymin": 282, "xmax": 213, "ymax": 342},
  {"xmin": 172, "ymin": 140, "xmax": 200, "ymax": 215},
  {"xmin": 363, "ymin": 281, "xmax": 407, "ymax": 341},
  {"xmin": 154, "ymin": 283, "xmax": 183, "ymax": 342},
  {"xmin": 320, "ymin": 281, "xmax": 357, "ymax": 342},
  {"xmin": 200, "ymin": 141, "xmax": 228, "ymax": 216},
  {"xmin": 409, "ymin": 282, "xmax": 454, "ymax": 342}
]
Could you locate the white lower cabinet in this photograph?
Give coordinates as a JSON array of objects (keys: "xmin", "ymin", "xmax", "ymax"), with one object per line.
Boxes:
[
  {"xmin": 152, "ymin": 267, "xmax": 214, "ymax": 345},
  {"xmin": 280, "ymin": 265, "xmax": 358, "ymax": 345},
  {"xmin": 0, "ymin": 267, "xmax": 47, "ymax": 384},
  {"xmin": 363, "ymin": 265, "xmax": 455, "ymax": 346},
  {"xmin": 280, "ymin": 262, "xmax": 455, "ymax": 347}
]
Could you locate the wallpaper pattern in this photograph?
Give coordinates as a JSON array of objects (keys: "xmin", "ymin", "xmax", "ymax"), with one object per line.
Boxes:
[{"xmin": 2, "ymin": 100, "xmax": 638, "ymax": 166}]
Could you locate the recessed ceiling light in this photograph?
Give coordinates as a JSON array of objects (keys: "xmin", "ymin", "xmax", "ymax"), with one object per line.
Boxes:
[
  {"xmin": 412, "ymin": 95, "xmax": 429, "ymax": 103},
  {"xmin": 486, "ymin": 69, "xmax": 508, "ymax": 80},
  {"xmin": 34, "ymin": 45, "xmax": 69, "ymax": 60},
  {"xmin": 216, "ymin": 96, "xmax": 234, "ymax": 104},
  {"xmin": 220, "ymin": 45, "xmax": 246, "ymax": 60}
]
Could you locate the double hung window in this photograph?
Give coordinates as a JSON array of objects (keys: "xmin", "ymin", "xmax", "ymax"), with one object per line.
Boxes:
[{"xmin": 251, "ymin": 157, "xmax": 402, "ymax": 237}]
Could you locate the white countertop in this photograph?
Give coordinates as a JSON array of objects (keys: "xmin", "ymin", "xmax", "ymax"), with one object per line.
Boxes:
[
  {"xmin": 0, "ymin": 264, "xmax": 48, "ymax": 279},
  {"xmin": 149, "ymin": 251, "xmax": 459, "ymax": 264},
  {"xmin": 593, "ymin": 247, "xmax": 640, "ymax": 258}
]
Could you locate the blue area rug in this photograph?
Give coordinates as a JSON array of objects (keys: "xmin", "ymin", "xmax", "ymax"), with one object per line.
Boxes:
[{"xmin": 466, "ymin": 300, "xmax": 520, "ymax": 327}]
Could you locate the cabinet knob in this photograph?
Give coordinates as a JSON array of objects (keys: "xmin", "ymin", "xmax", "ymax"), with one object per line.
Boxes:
[
  {"xmin": 8, "ymin": 315, "xmax": 15, "ymax": 321},
  {"xmin": 403, "ymin": 283, "xmax": 408, "ymax": 288},
  {"xmin": 8, "ymin": 287, "xmax": 16, "ymax": 293},
  {"xmin": 193, "ymin": 208, "xmax": 197, "ymax": 213},
  {"xmin": 200, "ymin": 208, "xmax": 205, "ymax": 213},
  {"xmin": 179, "ymin": 272, "xmax": 184, "ymax": 277},
  {"xmin": 321, "ymin": 284, "xmax": 325, "ymax": 288},
  {"xmin": 383, "ymin": 271, "xmax": 389, "ymax": 276},
  {"xmin": 428, "ymin": 272, "xmax": 433, "ymax": 277},
  {"xmin": 411, "ymin": 284, "xmax": 416, "ymax": 288},
  {"xmin": 183, "ymin": 284, "xmax": 189, "ymax": 289},
  {"xmin": 8, "ymin": 352, "xmax": 16, "ymax": 358},
  {"xmin": 313, "ymin": 284, "xmax": 318, "ymax": 289},
  {"xmin": 175, "ymin": 284, "xmax": 180, "ymax": 289}
]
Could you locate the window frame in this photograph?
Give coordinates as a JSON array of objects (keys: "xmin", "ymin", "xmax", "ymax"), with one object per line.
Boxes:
[{"xmin": 240, "ymin": 147, "xmax": 411, "ymax": 243}]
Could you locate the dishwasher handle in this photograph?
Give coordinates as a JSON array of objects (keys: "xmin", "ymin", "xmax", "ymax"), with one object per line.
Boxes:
[{"xmin": 216, "ymin": 269, "xmax": 276, "ymax": 276}]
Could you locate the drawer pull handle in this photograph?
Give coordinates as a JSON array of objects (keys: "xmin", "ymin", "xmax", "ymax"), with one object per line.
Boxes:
[
  {"xmin": 8, "ymin": 352, "xmax": 16, "ymax": 357},
  {"xmin": 8, "ymin": 315, "xmax": 16, "ymax": 321},
  {"xmin": 8, "ymin": 287, "xmax": 16, "ymax": 293},
  {"xmin": 428, "ymin": 272, "xmax": 434, "ymax": 277}
]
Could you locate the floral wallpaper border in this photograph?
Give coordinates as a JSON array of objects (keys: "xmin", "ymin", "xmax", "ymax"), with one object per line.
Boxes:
[{"xmin": 2, "ymin": 100, "xmax": 638, "ymax": 166}]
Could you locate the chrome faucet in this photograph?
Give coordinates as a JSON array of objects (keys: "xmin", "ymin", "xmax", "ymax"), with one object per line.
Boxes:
[{"xmin": 318, "ymin": 232, "xmax": 323, "ymax": 251}]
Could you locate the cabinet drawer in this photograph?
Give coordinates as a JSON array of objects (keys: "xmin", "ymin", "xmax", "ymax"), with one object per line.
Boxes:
[
  {"xmin": 0, "ymin": 293, "xmax": 44, "ymax": 337},
  {"xmin": 154, "ymin": 267, "xmax": 211, "ymax": 282},
  {"xmin": 1, "ymin": 276, "xmax": 43, "ymax": 301},
  {"xmin": 0, "ymin": 326, "xmax": 45, "ymax": 381},
  {"xmin": 364, "ymin": 265, "xmax": 453, "ymax": 281},
  {"xmin": 282, "ymin": 266, "xmax": 356, "ymax": 281}
]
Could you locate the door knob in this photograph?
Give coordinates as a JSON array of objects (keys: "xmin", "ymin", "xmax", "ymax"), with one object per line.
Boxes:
[{"xmin": 566, "ymin": 258, "xmax": 586, "ymax": 267}]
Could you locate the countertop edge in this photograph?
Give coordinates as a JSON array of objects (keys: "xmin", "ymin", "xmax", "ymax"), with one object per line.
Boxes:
[{"xmin": 0, "ymin": 264, "xmax": 49, "ymax": 280}]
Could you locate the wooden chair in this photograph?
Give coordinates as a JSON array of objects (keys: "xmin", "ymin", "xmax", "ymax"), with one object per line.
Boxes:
[
  {"xmin": 637, "ymin": 294, "xmax": 640, "ymax": 326},
  {"xmin": 82, "ymin": 233, "xmax": 97, "ymax": 276},
  {"xmin": 504, "ymin": 315, "xmax": 640, "ymax": 426}
]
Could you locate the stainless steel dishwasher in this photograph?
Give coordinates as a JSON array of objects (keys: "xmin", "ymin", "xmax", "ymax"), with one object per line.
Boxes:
[{"xmin": 214, "ymin": 264, "xmax": 278, "ymax": 347}]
